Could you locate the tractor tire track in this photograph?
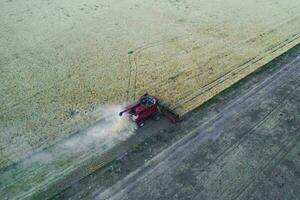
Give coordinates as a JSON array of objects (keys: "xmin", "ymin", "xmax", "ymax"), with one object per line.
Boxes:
[
  {"xmin": 173, "ymin": 32, "xmax": 300, "ymax": 111},
  {"xmin": 194, "ymin": 82, "xmax": 300, "ymax": 199},
  {"xmin": 232, "ymin": 91, "xmax": 300, "ymax": 200},
  {"xmin": 244, "ymin": 141, "xmax": 300, "ymax": 200},
  {"xmin": 239, "ymin": 138, "xmax": 300, "ymax": 200},
  {"xmin": 223, "ymin": 87, "xmax": 300, "ymax": 200},
  {"xmin": 130, "ymin": 31, "xmax": 299, "ymax": 113},
  {"xmin": 233, "ymin": 135, "xmax": 300, "ymax": 200},
  {"xmin": 126, "ymin": 16, "xmax": 300, "ymax": 112},
  {"xmin": 127, "ymin": 34, "xmax": 191, "ymax": 101}
]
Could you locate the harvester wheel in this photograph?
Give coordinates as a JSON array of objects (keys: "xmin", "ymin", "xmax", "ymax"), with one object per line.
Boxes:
[
  {"xmin": 137, "ymin": 121, "xmax": 145, "ymax": 127},
  {"xmin": 152, "ymin": 112, "xmax": 161, "ymax": 121}
]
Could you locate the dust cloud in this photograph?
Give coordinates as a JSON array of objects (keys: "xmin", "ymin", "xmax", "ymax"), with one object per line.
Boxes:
[
  {"xmin": 0, "ymin": 105, "xmax": 136, "ymax": 199},
  {"xmin": 60, "ymin": 104, "xmax": 136, "ymax": 155},
  {"xmin": 23, "ymin": 104, "xmax": 136, "ymax": 166}
]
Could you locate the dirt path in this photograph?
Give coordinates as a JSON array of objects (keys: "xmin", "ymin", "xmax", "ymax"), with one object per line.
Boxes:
[{"xmin": 53, "ymin": 46, "xmax": 300, "ymax": 200}]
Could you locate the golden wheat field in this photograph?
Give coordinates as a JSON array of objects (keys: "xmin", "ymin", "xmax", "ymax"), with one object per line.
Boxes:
[{"xmin": 1, "ymin": 0, "xmax": 300, "ymax": 169}]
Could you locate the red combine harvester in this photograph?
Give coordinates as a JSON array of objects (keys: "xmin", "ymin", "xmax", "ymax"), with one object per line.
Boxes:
[{"xmin": 119, "ymin": 94, "xmax": 179, "ymax": 127}]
